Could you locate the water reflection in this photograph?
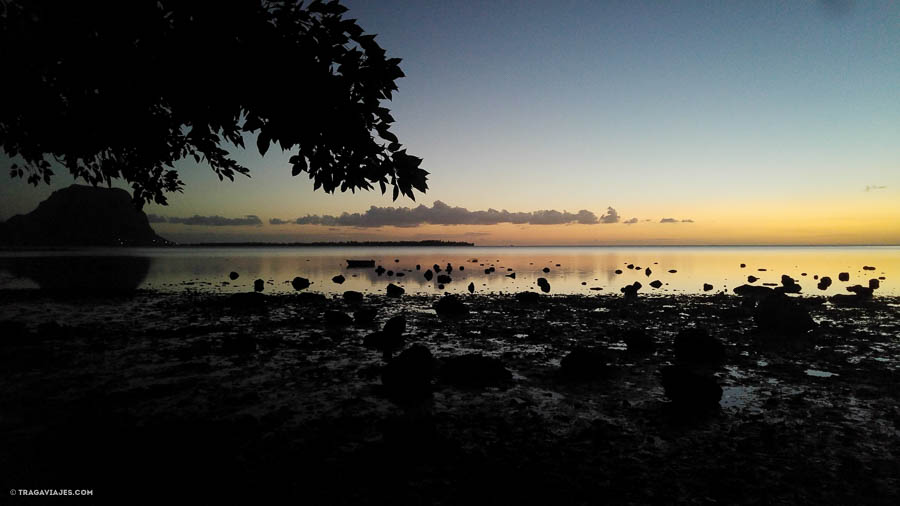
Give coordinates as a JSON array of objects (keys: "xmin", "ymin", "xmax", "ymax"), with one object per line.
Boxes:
[
  {"xmin": 0, "ymin": 246, "xmax": 895, "ymax": 296},
  {"xmin": 0, "ymin": 255, "xmax": 151, "ymax": 295}
]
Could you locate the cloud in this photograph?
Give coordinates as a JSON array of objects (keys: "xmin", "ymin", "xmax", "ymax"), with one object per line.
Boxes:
[
  {"xmin": 865, "ymin": 185, "xmax": 887, "ymax": 192},
  {"xmin": 289, "ymin": 201, "xmax": 602, "ymax": 228},
  {"xmin": 623, "ymin": 217, "xmax": 639, "ymax": 224},
  {"xmin": 149, "ymin": 214, "xmax": 263, "ymax": 226},
  {"xmin": 599, "ymin": 207, "xmax": 620, "ymax": 224},
  {"xmin": 660, "ymin": 217, "xmax": 694, "ymax": 223},
  {"xmin": 269, "ymin": 218, "xmax": 290, "ymax": 225},
  {"xmin": 681, "ymin": 219, "xmax": 694, "ymax": 223}
]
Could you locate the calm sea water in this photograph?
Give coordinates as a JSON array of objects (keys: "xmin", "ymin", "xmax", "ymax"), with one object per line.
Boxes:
[{"xmin": 0, "ymin": 246, "xmax": 896, "ymax": 296}]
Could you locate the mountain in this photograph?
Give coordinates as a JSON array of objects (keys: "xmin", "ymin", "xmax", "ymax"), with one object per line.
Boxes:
[{"xmin": 0, "ymin": 184, "xmax": 171, "ymax": 246}]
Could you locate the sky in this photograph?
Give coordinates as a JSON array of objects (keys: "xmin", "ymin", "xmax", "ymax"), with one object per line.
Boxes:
[{"xmin": 1, "ymin": 0, "xmax": 898, "ymax": 245}]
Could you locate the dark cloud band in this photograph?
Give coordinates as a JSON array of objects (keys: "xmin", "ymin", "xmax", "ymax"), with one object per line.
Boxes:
[{"xmin": 147, "ymin": 214, "xmax": 263, "ymax": 226}]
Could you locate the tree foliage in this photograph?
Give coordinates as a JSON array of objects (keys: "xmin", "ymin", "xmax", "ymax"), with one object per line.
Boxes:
[{"xmin": 0, "ymin": 0, "xmax": 428, "ymax": 206}]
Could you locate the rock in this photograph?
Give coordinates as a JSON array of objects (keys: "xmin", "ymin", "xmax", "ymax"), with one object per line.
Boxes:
[
  {"xmin": 649, "ymin": 280, "xmax": 663, "ymax": 289},
  {"xmin": 375, "ymin": 265, "xmax": 386, "ymax": 275},
  {"xmin": 614, "ymin": 269, "xmax": 623, "ymax": 274},
  {"xmin": 446, "ymin": 264, "xmax": 453, "ymax": 273},
  {"xmin": 437, "ymin": 284, "xmax": 444, "ymax": 289},
  {"xmin": 817, "ymin": 276, "xmax": 832, "ymax": 290},
  {"xmin": 433, "ymin": 264, "xmax": 441, "ymax": 273},
  {"xmin": 747, "ymin": 275, "xmax": 759, "ymax": 283},
  {"xmin": 440, "ymin": 354, "xmax": 512, "ymax": 387},
  {"xmin": 661, "ymin": 365, "xmax": 722, "ymax": 409},
  {"xmin": 229, "ymin": 271, "xmax": 239, "ymax": 280},
  {"xmin": 506, "ymin": 272, "xmax": 516, "ymax": 279},
  {"xmin": 733, "ymin": 284, "xmax": 774, "ymax": 298},
  {"xmin": 775, "ymin": 274, "xmax": 801, "ymax": 294},
  {"xmin": 295, "ymin": 292, "xmax": 327, "ymax": 304},
  {"xmin": 703, "ymin": 283, "xmax": 713, "ymax": 292},
  {"xmin": 332, "ymin": 274, "xmax": 345, "ymax": 284},
  {"xmin": 354, "ymin": 307, "xmax": 377, "ymax": 325},
  {"xmin": 436, "ymin": 274, "xmax": 452, "ymax": 284},
  {"xmin": 386, "ymin": 283, "xmax": 404, "ymax": 298},
  {"xmin": 645, "ymin": 267, "xmax": 652, "ymax": 277},
  {"xmin": 542, "ymin": 267, "xmax": 551, "ymax": 273},
  {"xmin": 838, "ymin": 272, "xmax": 850, "ymax": 282},
  {"xmin": 395, "ymin": 272, "xmax": 405, "ymax": 277},
  {"xmin": 324, "ymin": 310, "xmax": 352, "ymax": 326},
  {"xmin": 484, "ymin": 268, "xmax": 492, "ymax": 274},
  {"xmin": 415, "ymin": 264, "xmax": 421, "ymax": 270},
  {"xmin": 433, "ymin": 294, "xmax": 469, "ymax": 317},
  {"xmin": 537, "ymin": 277, "xmax": 551, "ymax": 293},
  {"xmin": 740, "ymin": 263, "xmax": 746, "ymax": 268},
  {"xmin": 459, "ymin": 266, "xmax": 465, "ymax": 271},
  {"xmin": 620, "ymin": 281, "xmax": 642, "ymax": 298},
  {"xmin": 560, "ymin": 347, "xmax": 611, "ymax": 379},
  {"xmin": 363, "ymin": 331, "xmax": 404, "ymax": 355},
  {"xmin": 291, "ymin": 277, "xmax": 310, "ymax": 291},
  {"xmin": 488, "ymin": 267, "xmax": 496, "ymax": 273},
  {"xmin": 623, "ymin": 328, "xmax": 654, "ymax": 353},
  {"xmin": 381, "ymin": 344, "xmax": 435, "ymax": 402},
  {"xmin": 627, "ymin": 264, "xmax": 634, "ymax": 270},
  {"xmin": 863, "ymin": 266, "xmax": 876, "ymax": 271},
  {"xmin": 869, "ymin": 278, "xmax": 880, "ymax": 290},
  {"xmin": 581, "ymin": 281, "xmax": 587, "ymax": 285},
  {"xmin": 754, "ymin": 295, "xmax": 815, "ymax": 336},
  {"xmin": 424, "ymin": 269, "xmax": 434, "ymax": 281},
  {"xmin": 668, "ymin": 269, "xmax": 677, "ymax": 273},
  {"xmin": 384, "ymin": 314, "xmax": 406, "ymax": 337},
  {"xmin": 846, "ymin": 285, "xmax": 874, "ymax": 298},
  {"xmin": 253, "ymin": 279, "xmax": 265, "ymax": 292},
  {"xmin": 674, "ymin": 328, "xmax": 725, "ymax": 365},
  {"xmin": 228, "ymin": 292, "xmax": 267, "ymax": 309},
  {"xmin": 516, "ymin": 291, "xmax": 540, "ymax": 304},
  {"xmin": 468, "ymin": 282, "xmax": 475, "ymax": 293},
  {"xmin": 386, "ymin": 270, "xmax": 394, "ymax": 276},
  {"xmin": 394, "ymin": 259, "xmax": 400, "ymax": 263}
]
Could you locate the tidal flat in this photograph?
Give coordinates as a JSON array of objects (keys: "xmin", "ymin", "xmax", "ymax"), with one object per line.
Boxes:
[{"xmin": 1, "ymin": 289, "xmax": 899, "ymax": 504}]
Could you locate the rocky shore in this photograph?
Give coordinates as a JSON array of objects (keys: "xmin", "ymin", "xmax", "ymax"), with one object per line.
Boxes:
[{"xmin": 1, "ymin": 289, "xmax": 899, "ymax": 504}]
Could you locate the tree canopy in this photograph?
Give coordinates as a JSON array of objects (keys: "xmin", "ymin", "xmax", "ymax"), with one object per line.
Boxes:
[{"xmin": 0, "ymin": 0, "xmax": 428, "ymax": 206}]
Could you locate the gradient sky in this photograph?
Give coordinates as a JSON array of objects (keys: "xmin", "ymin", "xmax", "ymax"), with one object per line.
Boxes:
[{"xmin": 2, "ymin": 0, "xmax": 898, "ymax": 245}]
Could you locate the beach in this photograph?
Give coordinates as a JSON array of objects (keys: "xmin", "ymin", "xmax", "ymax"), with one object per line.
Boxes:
[{"xmin": 2, "ymin": 288, "xmax": 898, "ymax": 503}]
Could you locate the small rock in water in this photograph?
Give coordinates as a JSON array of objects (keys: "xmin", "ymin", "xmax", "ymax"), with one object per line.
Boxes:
[
  {"xmin": 343, "ymin": 290, "xmax": 364, "ymax": 303},
  {"xmin": 581, "ymin": 281, "xmax": 587, "ymax": 285},
  {"xmin": 437, "ymin": 274, "xmax": 452, "ymax": 284},
  {"xmin": 440, "ymin": 354, "xmax": 512, "ymax": 387},
  {"xmin": 386, "ymin": 284, "xmax": 405, "ymax": 298},
  {"xmin": 817, "ymin": 276, "xmax": 832, "ymax": 290},
  {"xmin": 354, "ymin": 307, "xmax": 377, "ymax": 325},
  {"xmin": 254, "ymin": 279, "xmax": 265, "ymax": 292},
  {"xmin": 649, "ymin": 280, "xmax": 663, "ymax": 289},
  {"xmin": 869, "ymin": 278, "xmax": 880, "ymax": 290},
  {"xmin": 375, "ymin": 265, "xmax": 386, "ymax": 275},
  {"xmin": 446, "ymin": 263, "xmax": 453, "ymax": 273},
  {"xmin": 747, "ymin": 275, "xmax": 759, "ymax": 283},
  {"xmin": 838, "ymin": 272, "xmax": 850, "ymax": 282},
  {"xmin": 703, "ymin": 283, "xmax": 714, "ymax": 292},
  {"xmin": 661, "ymin": 365, "xmax": 722, "ymax": 410},
  {"xmin": 863, "ymin": 265, "xmax": 876, "ymax": 271},
  {"xmin": 620, "ymin": 281, "xmax": 642, "ymax": 298},
  {"xmin": 516, "ymin": 291, "xmax": 540, "ymax": 304},
  {"xmin": 459, "ymin": 266, "xmax": 464, "ymax": 271},
  {"xmin": 733, "ymin": 284, "xmax": 774, "ymax": 298},
  {"xmin": 627, "ymin": 264, "xmax": 635, "ymax": 270},
  {"xmin": 754, "ymin": 295, "xmax": 815, "ymax": 335},
  {"xmin": 416, "ymin": 264, "xmax": 421, "ymax": 270},
  {"xmin": 668, "ymin": 269, "xmax": 677, "ymax": 274},
  {"xmin": 645, "ymin": 267, "xmax": 652, "ymax": 277},
  {"xmin": 394, "ymin": 259, "xmax": 400, "ymax": 263},
  {"xmin": 433, "ymin": 264, "xmax": 441, "ymax": 273},
  {"xmin": 506, "ymin": 272, "xmax": 516, "ymax": 279},
  {"xmin": 846, "ymin": 285, "xmax": 874, "ymax": 298},
  {"xmin": 614, "ymin": 269, "xmax": 623, "ymax": 274},
  {"xmin": 332, "ymin": 274, "xmax": 346, "ymax": 284},
  {"xmin": 537, "ymin": 277, "xmax": 551, "ymax": 293},
  {"xmin": 740, "ymin": 263, "xmax": 746, "ymax": 268},
  {"xmin": 775, "ymin": 275, "xmax": 801, "ymax": 294},
  {"xmin": 424, "ymin": 269, "xmax": 434, "ymax": 281},
  {"xmin": 542, "ymin": 267, "xmax": 551, "ymax": 273},
  {"xmin": 324, "ymin": 310, "xmax": 352, "ymax": 326},
  {"xmin": 468, "ymin": 282, "xmax": 475, "ymax": 293},
  {"xmin": 560, "ymin": 347, "xmax": 611, "ymax": 380},
  {"xmin": 291, "ymin": 276, "xmax": 310, "ymax": 291},
  {"xmin": 229, "ymin": 271, "xmax": 239, "ymax": 280},
  {"xmin": 433, "ymin": 294, "xmax": 469, "ymax": 317}
]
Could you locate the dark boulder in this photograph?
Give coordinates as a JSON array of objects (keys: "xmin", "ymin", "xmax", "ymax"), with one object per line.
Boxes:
[
  {"xmin": 838, "ymin": 272, "xmax": 850, "ymax": 282},
  {"xmin": 747, "ymin": 275, "xmax": 759, "ymax": 283},
  {"xmin": 384, "ymin": 314, "xmax": 406, "ymax": 337},
  {"xmin": 668, "ymin": 269, "xmax": 677, "ymax": 274},
  {"xmin": 506, "ymin": 272, "xmax": 516, "ymax": 279},
  {"xmin": 386, "ymin": 283, "xmax": 405, "ymax": 298},
  {"xmin": 542, "ymin": 267, "xmax": 551, "ymax": 273},
  {"xmin": 363, "ymin": 331, "xmax": 404, "ymax": 356},
  {"xmin": 386, "ymin": 270, "xmax": 394, "ymax": 276},
  {"xmin": 620, "ymin": 281, "xmax": 642, "ymax": 298},
  {"xmin": 649, "ymin": 280, "xmax": 663, "ymax": 289},
  {"xmin": 674, "ymin": 328, "xmax": 725, "ymax": 365},
  {"xmin": 440, "ymin": 354, "xmax": 512, "ymax": 388},
  {"xmin": 467, "ymin": 282, "xmax": 475, "ymax": 293},
  {"xmin": 381, "ymin": 344, "xmax": 435, "ymax": 402},
  {"xmin": 754, "ymin": 295, "xmax": 815, "ymax": 335},
  {"xmin": 537, "ymin": 277, "xmax": 551, "ymax": 293},
  {"xmin": 869, "ymin": 278, "xmax": 880, "ymax": 290},
  {"xmin": 343, "ymin": 290, "xmax": 364, "ymax": 303},
  {"xmin": 627, "ymin": 264, "xmax": 634, "ymax": 270},
  {"xmin": 623, "ymin": 328, "xmax": 654, "ymax": 353},
  {"xmin": 560, "ymin": 347, "xmax": 611, "ymax": 380},
  {"xmin": 416, "ymin": 264, "xmax": 421, "ymax": 270},
  {"xmin": 433, "ymin": 264, "xmax": 441, "ymax": 273},
  {"xmin": 703, "ymin": 283, "xmax": 714, "ymax": 292},
  {"xmin": 516, "ymin": 291, "xmax": 540, "ymax": 304},
  {"xmin": 332, "ymin": 274, "xmax": 346, "ymax": 284},
  {"xmin": 375, "ymin": 265, "xmax": 386, "ymax": 275},
  {"xmin": 433, "ymin": 294, "xmax": 469, "ymax": 317},
  {"xmin": 740, "ymin": 263, "xmax": 746, "ymax": 268},
  {"xmin": 436, "ymin": 274, "xmax": 452, "ymax": 284},
  {"xmin": 228, "ymin": 292, "xmax": 267, "ymax": 309},
  {"xmin": 614, "ymin": 269, "xmax": 623, "ymax": 274},
  {"xmin": 661, "ymin": 365, "xmax": 722, "ymax": 409},
  {"xmin": 229, "ymin": 271, "xmax": 239, "ymax": 280},
  {"xmin": 645, "ymin": 267, "xmax": 652, "ymax": 277},
  {"xmin": 446, "ymin": 264, "xmax": 453, "ymax": 273},
  {"xmin": 424, "ymin": 269, "xmax": 434, "ymax": 281},
  {"xmin": 846, "ymin": 285, "xmax": 874, "ymax": 298},
  {"xmin": 733, "ymin": 284, "xmax": 774, "ymax": 299},
  {"xmin": 863, "ymin": 265, "xmax": 876, "ymax": 271},
  {"xmin": 817, "ymin": 276, "xmax": 832, "ymax": 290},
  {"xmin": 253, "ymin": 279, "xmax": 265, "ymax": 292},
  {"xmin": 291, "ymin": 277, "xmax": 310, "ymax": 291}
]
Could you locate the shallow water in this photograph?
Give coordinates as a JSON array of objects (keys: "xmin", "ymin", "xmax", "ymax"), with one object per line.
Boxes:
[{"xmin": 0, "ymin": 245, "xmax": 896, "ymax": 295}]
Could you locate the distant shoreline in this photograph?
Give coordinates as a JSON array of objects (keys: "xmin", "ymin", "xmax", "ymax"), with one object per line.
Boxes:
[{"xmin": 172, "ymin": 240, "xmax": 476, "ymax": 247}]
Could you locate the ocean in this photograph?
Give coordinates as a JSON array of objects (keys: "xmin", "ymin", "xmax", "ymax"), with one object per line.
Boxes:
[{"xmin": 0, "ymin": 245, "xmax": 895, "ymax": 296}]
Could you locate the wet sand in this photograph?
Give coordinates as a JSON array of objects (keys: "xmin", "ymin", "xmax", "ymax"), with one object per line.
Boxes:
[{"xmin": 1, "ymin": 289, "xmax": 899, "ymax": 503}]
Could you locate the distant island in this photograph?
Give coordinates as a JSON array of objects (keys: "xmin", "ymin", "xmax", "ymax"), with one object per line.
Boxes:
[{"xmin": 178, "ymin": 240, "xmax": 475, "ymax": 247}]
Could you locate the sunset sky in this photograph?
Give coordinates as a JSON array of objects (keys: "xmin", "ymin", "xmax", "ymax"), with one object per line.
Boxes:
[{"xmin": 1, "ymin": 0, "xmax": 898, "ymax": 245}]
